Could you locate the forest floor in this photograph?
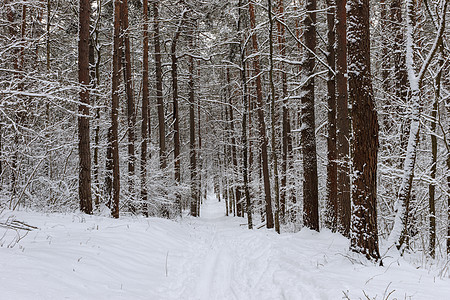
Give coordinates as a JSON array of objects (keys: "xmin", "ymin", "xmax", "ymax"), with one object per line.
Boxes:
[{"xmin": 1, "ymin": 195, "xmax": 450, "ymax": 300}]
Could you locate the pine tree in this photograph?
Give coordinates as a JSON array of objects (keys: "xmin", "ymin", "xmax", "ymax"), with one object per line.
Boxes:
[
  {"xmin": 335, "ymin": 0, "xmax": 350, "ymax": 236},
  {"xmin": 347, "ymin": 0, "xmax": 380, "ymax": 261},
  {"xmin": 325, "ymin": 0, "xmax": 337, "ymax": 231},
  {"xmin": 78, "ymin": 0, "xmax": 93, "ymax": 214},
  {"xmin": 111, "ymin": 0, "xmax": 121, "ymax": 218},
  {"xmin": 153, "ymin": 1, "xmax": 166, "ymax": 170},
  {"xmin": 141, "ymin": 0, "xmax": 149, "ymax": 216},
  {"xmin": 300, "ymin": 0, "xmax": 319, "ymax": 231},
  {"xmin": 248, "ymin": 0, "xmax": 274, "ymax": 229}
]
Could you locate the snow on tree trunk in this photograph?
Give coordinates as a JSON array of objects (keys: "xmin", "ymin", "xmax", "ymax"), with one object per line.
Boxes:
[
  {"xmin": 121, "ymin": 0, "xmax": 136, "ymax": 208},
  {"xmin": 78, "ymin": 0, "xmax": 93, "ymax": 214},
  {"xmin": 111, "ymin": 0, "xmax": 122, "ymax": 219},
  {"xmin": 325, "ymin": 0, "xmax": 337, "ymax": 231},
  {"xmin": 189, "ymin": 27, "xmax": 198, "ymax": 217},
  {"xmin": 387, "ymin": 0, "xmax": 447, "ymax": 252},
  {"xmin": 335, "ymin": 0, "xmax": 351, "ymax": 237},
  {"xmin": 249, "ymin": 0, "xmax": 274, "ymax": 229},
  {"xmin": 153, "ymin": 2, "xmax": 166, "ymax": 170},
  {"xmin": 300, "ymin": 0, "xmax": 319, "ymax": 232},
  {"xmin": 347, "ymin": 0, "xmax": 381, "ymax": 261},
  {"xmin": 141, "ymin": 0, "xmax": 149, "ymax": 216}
]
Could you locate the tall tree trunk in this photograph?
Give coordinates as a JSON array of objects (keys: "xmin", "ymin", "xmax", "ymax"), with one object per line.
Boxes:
[
  {"xmin": 171, "ymin": 10, "xmax": 187, "ymax": 214},
  {"xmin": 7, "ymin": 0, "xmax": 22, "ymax": 204},
  {"xmin": 153, "ymin": 1, "xmax": 166, "ymax": 170},
  {"xmin": 94, "ymin": 0, "xmax": 102, "ymax": 209},
  {"xmin": 197, "ymin": 83, "xmax": 202, "ymax": 216},
  {"xmin": 78, "ymin": 0, "xmax": 93, "ymax": 214},
  {"xmin": 380, "ymin": 0, "xmax": 389, "ymax": 92},
  {"xmin": 198, "ymin": 59, "xmax": 203, "ymax": 209},
  {"xmin": 241, "ymin": 49, "xmax": 253, "ymax": 230},
  {"xmin": 325, "ymin": 0, "xmax": 337, "ymax": 231},
  {"xmin": 111, "ymin": 0, "xmax": 122, "ymax": 218},
  {"xmin": 224, "ymin": 98, "xmax": 235, "ymax": 216},
  {"xmin": 248, "ymin": 0, "xmax": 274, "ymax": 229},
  {"xmin": 45, "ymin": 0, "xmax": 53, "ymax": 198},
  {"xmin": 90, "ymin": 0, "xmax": 102, "ymax": 209},
  {"xmin": 428, "ymin": 60, "xmax": 439, "ymax": 258},
  {"xmin": 277, "ymin": 0, "xmax": 292, "ymax": 222},
  {"xmin": 121, "ymin": 0, "xmax": 136, "ymax": 206},
  {"xmin": 46, "ymin": 0, "xmax": 51, "ymax": 71},
  {"xmin": 197, "ymin": 58, "xmax": 203, "ymax": 213},
  {"xmin": 222, "ymin": 105, "xmax": 231, "ymax": 216},
  {"xmin": 390, "ymin": 0, "xmax": 409, "ymax": 159},
  {"xmin": 238, "ymin": 0, "xmax": 253, "ymax": 229},
  {"xmin": 336, "ymin": 0, "xmax": 350, "ymax": 236},
  {"xmin": 8, "ymin": 1, "xmax": 19, "ymax": 202},
  {"xmin": 300, "ymin": 0, "xmax": 319, "ymax": 231},
  {"xmin": 267, "ymin": 0, "xmax": 281, "ymax": 233},
  {"xmin": 89, "ymin": 32, "xmax": 99, "ymax": 209},
  {"xmin": 141, "ymin": 0, "xmax": 149, "ymax": 216},
  {"xmin": 189, "ymin": 27, "xmax": 198, "ymax": 217},
  {"xmin": 447, "ymin": 89, "xmax": 450, "ymax": 257},
  {"xmin": 347, "ymin": 0, "xmax": 380, "ymax": 261},
  {"xmin": 427, "ymin": 12, "xmax": 445, "ymax": 259},
  {"xmin": 388, "ymin": 0, "xmax": 447, "ymax": 252},
  {"xmin": 227, "ymin": 68, "xmax": 242, "ymax": 217}
]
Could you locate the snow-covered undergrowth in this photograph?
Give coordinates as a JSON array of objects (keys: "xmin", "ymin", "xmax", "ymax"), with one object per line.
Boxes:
[{"xmin": 1, "ymin": 196, "xmax": 450, "ymax": 300}]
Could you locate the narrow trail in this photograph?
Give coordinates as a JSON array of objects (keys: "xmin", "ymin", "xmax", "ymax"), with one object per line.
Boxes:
[
  {"xmin": 1, "ymin": 194, "xmax": 450, "ymax": 299},
  {"xmin": 179, "ymin": 195, "xmax": 327, "ymax": 300}
]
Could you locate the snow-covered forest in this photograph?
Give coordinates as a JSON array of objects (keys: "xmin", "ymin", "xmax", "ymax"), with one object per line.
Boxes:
[{"xmin": 1, "ymin": 0, "xmax": 449, "ymax": 298}]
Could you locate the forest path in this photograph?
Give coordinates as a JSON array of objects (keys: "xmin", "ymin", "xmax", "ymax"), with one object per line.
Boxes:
[
  {"xmin": 1, "ymin": 195, "xmax": 450, "ymax": 299},
  {"xmin": 184, "ymin": 195, "xmax": 329, "ymax": 300}
]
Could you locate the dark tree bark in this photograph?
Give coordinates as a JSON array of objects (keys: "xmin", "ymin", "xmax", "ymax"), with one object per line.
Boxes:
[
  {"xmin": 325, "ymin": 0, "xmax": 337, "ymax": 231},
  {"xmin": 347, "ymin": 0, "xmax": 380, "ymax": 261},
  {"xmin": 197, "ymin": 61, "xmax": 203, "ymax": 214},
  {"xmin": 171, "ymin": 10, "xmax": 187, "ymax": 214},
  {"xmin": 46, "ymin": 0, "xmax": 51, "ymax": 71},
  {"xmin": 224, "ymin": 99, "xmax": 235, "ymax": 216},
  {"xmin": 189, "ymin": 27, "xmax": 198, "ymax": 217},
  {"xmin": 153, "ymin": 1, "xmax": 166, "ymax": 170},
  {"xmin": 268, "ymin": 0, "xmax": 281, "ymax": 233},
  {"xmin": 428, "ymin": 80, "xmax": 438, "ymax": 258},
  {"xmin": 446, "ymin": 52, "xmax": 450, "ymax": 257},
  {"xmin": 249, "ymin": 0, "xmax": 274, "ymax": 229},
  {"xmin": 379, "ymin": 0, "xmax": 389, "ymax": 94},
  {"xmin": 222, "ymin": 104, "xmax": 232, "ymax": 216},
  {"xmin": 141, "ymin": 0, "xmax": 149, "ymax": 216},
  {"xmin": 300, "ymin": 0, "xmax": 319, "ymax": 231},
  {"xmin": 111, "ymin": 0, "xmax": 121, "ymax": 218},
  {"xmin": 238, "ymin": 0, "xmax": 252, "ymax": 228},
  {"xmin": 390, "ymin": 0, "xmax": 409, "ymax": 155},
  {"xmin": 226, "ymin": 68, "xmax": 242, "ymax": 217},
  {"xmin": 277, "ymin": 0, "xmax": 292, "ymax": 222},
  {"xmin": 7, "ymin": 1, "xmax": 19, "ymax": 200},
  {"xmin": 447, "ymin": 94, "xmax": 450, "ymax": 257},
  {"xmin": 121, "ymin": 0, "xmax": 136, "ymax": 205},
  {"xmin": 105, "ymin": 127, "xmax": 113, "ymax": 206},
  {"xmin": 89, "ymin": 32, "xmax": 100, "ymax": 210},
  {"xmin": 90, "ymin": 0, "xmax": 102, "ymax": 209},
  {"xmin": 336, "ymin": 0, "xmax": 350, "ymax": 236},
  {"xmin": 197, "ymin": 84, "xmax": 202, "ymax": 216},
  {"xmin": 428, "ymin": 41, "xmax": 444, "ymax": 257},
  {"xmin": 78, "ymin": 0, "xmax": 93, "ymax": 214}
]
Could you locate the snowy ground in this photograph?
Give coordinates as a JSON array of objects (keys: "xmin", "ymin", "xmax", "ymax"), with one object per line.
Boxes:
[{"xmin": 1, "ymin": 195, "xmax": 450, "ymax": 300}]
